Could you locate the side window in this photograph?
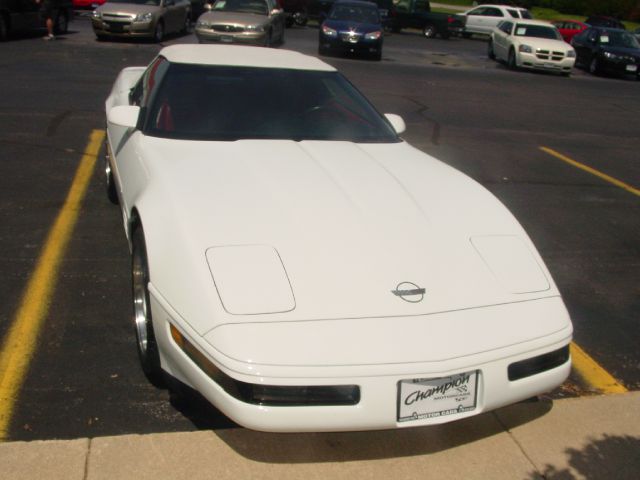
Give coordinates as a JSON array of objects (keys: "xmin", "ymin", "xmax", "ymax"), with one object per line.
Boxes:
[
  {"xmin": 507, "ymin": 9, "xmax": 519, "ymax": 18},
  {"xmin": 395, "ymin": 0, "xmax": 410, "ymax": 13},
  {"xmin": 500, "ymin": 22, "xmax": 512, "ymax": 34},
  {"xmin": 415, "ymin": 0, "xmax": 430, "ymax": 13},
  {"xmin": 130, "ymin": 56, "xmax": 170, "ymax": 108},
  {"xmin": 486, "ymin": 8, "xmax": 503, "ymax": 17},
  {"xmin": 467, "ymin": 7, "xmax": 484, "ymax": 16}
]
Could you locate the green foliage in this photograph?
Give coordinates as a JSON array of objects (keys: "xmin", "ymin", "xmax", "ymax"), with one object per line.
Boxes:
[{"xmin": 540, "ymin": 0, "xmax": 638, "ymax": 18}]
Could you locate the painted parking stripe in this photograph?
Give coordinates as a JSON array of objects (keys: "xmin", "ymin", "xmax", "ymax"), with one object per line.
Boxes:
[
  {"xmin": 0, "ymin": 129, "xmax": 105, "ymax": 441},
  {"xmin": 538, "ymin": 147, "xmax": 631, "ymax": 392},
  {"xmin": 540, "ymin": 146, "xmax": 640, "ymax": 197},
  {"xmin": 570, "ymin": 343, "xmax": 628, "ymax": 394}
]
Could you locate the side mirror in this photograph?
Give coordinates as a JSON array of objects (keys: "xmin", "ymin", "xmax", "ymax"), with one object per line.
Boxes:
[
  {"xmin": 271, "ymin": 8, "xmax": 282, "ymax": 16},
  {"xmin": 385, "ymin": 113, "xmax": 406, "ymax": 135},
  {"xmin": 108, "ymin": 105, "xmax": 140, "ymax": 129}
]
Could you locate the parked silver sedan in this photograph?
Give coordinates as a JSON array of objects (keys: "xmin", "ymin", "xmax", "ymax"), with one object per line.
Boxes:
[
  {"xmin": 195, "ymin": 0, "xmax": 285, "ymax": 46},
  {"xmin": 92, "ymin": 0, "xmax": 192, "ymax": 42}
]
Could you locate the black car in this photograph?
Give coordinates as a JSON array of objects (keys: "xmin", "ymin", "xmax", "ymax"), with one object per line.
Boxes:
[
  {"xmin": 571, "ymin": 27, "xmax": 640, "ymax": 79},
  {"xmin": 585, "ymin": 15, "xmax": 626, "ymax": 30},
  {"xmin": 318, "ymin": 0, "xmax": 383, "ymax": 60}
]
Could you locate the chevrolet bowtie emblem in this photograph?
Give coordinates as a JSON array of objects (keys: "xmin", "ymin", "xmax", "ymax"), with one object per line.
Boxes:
[{"xmin": 392, "ymin": 282, "xmax": 426, "ymax": 303}]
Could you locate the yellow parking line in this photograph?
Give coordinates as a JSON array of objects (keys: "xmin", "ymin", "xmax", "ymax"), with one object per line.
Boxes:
[
  {"xmin": 0, "ymin": 129, "xmax": 105, "ymax": 441},
  {"xmin": 540, "ymin": 146, "xmax": 640, "ymax": 197},
  {"xmin": 570, "ymin": 342, "xmax": 628, "ymax": 394}
]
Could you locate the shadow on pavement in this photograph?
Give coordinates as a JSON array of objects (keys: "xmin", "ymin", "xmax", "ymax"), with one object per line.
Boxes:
[
  {"xmin": 213, "ymin": 397, "xmax": 553, "ymax": 463},
  {"xmin": 524, "ymin": 434, "xmax": 640, "ymax": 480}
]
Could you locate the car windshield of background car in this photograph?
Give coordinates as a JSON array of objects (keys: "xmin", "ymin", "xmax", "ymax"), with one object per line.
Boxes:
[
  {"xmin": 599, "ymin": 31, "xmax": 640, "ymax": 48},
  {"xmin": 514, "ymin": 24, "xmax": 561, "ymax": 40},
  {"xmin": 108, "ymin": 0, "xmax": 161, "ymax": 5},
  {"xmin": 329, "ymin": 5, "xmax": 379, "ymax": 23},
  {"xmin": 144, "ymin": 64, "xmax": 399, "ymax": 143},
  {"xmin": 213, "ymin": 0, "xmax": 268, "ymax": 15}
]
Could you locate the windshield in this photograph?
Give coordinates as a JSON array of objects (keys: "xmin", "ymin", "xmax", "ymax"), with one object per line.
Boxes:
[
  {"xmin": 514, "ymin": 24, "xmax": 561, "ymax": 40},
  {"xmin": 599, "ymin": 31, "xmax": 640, "ymax": 48},
  {"xmin": 108, "ymin": 0, "xmax": 161, "ymax": 5},
  {"xmin": 145, "ymin": 64, "xmax": 399, "ymax": 143},
  {"xmin": 329, "ymin": 5, "xmax": 380, "ymax": 23},
  {"xmin": 213, "ymin": 0, "xmax": 268, "ymax": 15}
]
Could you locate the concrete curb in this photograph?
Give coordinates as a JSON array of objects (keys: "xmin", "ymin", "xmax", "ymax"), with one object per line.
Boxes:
[{"xmin": 1, "ymin": 392, "xmax": 638, "ymax": 479}]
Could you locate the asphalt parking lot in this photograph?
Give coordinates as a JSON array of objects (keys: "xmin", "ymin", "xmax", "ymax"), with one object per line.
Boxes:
[{"xmin": 0, "ymin": 14, "xmax": 638, "ymax": 442}]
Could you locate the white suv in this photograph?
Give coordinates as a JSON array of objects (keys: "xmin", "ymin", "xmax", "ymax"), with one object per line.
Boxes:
[{"xmin": 460, "ymin": 4, "xmax": 532, "ymax": 37}]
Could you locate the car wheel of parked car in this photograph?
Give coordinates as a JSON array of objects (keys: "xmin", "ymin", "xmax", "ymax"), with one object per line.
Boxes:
[
  {"xmin": 488, "ymin": 40, "xmax": 495, "ymax": 60},
  {"xmin": 132, "ymin": 225, "xmax": 164, "ymax": 387},
  {"xmin": 264, "ymin": 29, "xmax": 272, "ymax": 47},
  {"xmin": 0, "ymin": 14, "xmax": 9, "ymax": 41},
  {"xmin": 589, "ymin": 57, "xmax": 600, "ymax": 75},
  {"xmin": 293, "ymin": 11, "xmax": 308, "ymax": 27},
  {"xmin": 181, "ymin": 14, "xmax": 190, "ymax": 34},
  {"xmin": 422, "ymin": 24, "xmax": 436, "ymax": 38},
  {"xmin": 508, "ymin": 48, "xmax": 517, "ymax": 70},
  {"xmin": 462, "ymin": 32, "xmax": 472, "ymax": 39},
  {"xmin": 153, "ymin": 21, "xmax": 164, "ymax": 43},
  {"xmin": 371, "ymin": 50, "xmax": 382, "ymax": 61},
  {"xmin": 54, "ymin": 11, "xmax": 68, "ymax": 35}
]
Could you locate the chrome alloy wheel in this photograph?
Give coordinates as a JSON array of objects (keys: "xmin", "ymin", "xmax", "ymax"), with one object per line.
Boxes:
[
  {"xmin": 131, "ymin": 227, "xmax": 163, "ymax": 386},
  {"xmin": 132, "ymin": 244, "xmax": 149, "ymax": 358}
]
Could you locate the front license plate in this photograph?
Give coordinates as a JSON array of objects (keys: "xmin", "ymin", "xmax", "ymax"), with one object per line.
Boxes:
[
  {"xmin": 220, "ymin": 35, "xmax": 233, "ymax": 43},
  {"xmin": 397, "ymin": 371, "xmax": 478, "ymax": 423},
  {"xmin": 626, "ymin": 64, "xmax": 637, "ymax": 72}
]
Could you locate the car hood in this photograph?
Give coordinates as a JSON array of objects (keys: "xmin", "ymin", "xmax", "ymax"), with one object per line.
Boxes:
[
  {"xmin": 323, "ymin": 20, "xmax": 381, "ymax": 33},
  {"xmin": 139, "ymin": 137, "xmax": 558, "ymax": 333},
  {"xmin": 96, "ymin": 3, "xmax": 162, "ymax": 15},
  {"xmin": 516, "ymin": 37, "xmax": 570, "ymax": 51},
  {"xmin": 198, "ymin": 11, "xmax": 269, "ymax": 26}
]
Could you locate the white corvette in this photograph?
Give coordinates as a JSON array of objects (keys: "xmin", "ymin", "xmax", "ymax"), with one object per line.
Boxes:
[{"xmin": 105, "ymin": 44, "xmax": 572, "ymax": 432}]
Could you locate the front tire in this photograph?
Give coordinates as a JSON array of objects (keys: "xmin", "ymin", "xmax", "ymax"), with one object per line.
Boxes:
[
  {"xmin": 153, "ymin": 20, "xmax": 164, "ymax": 43},
  {"xmin": 508, "ymin": 48, "xmax": 517, "ymax": 70},
  {"xmin": 54, "ymin": 11, "xmax": 68, "ymax": 35},
  {"xmin": 422, "ymin": 24, "xmax": 436, "ymax": 38},
  {"xmin": 0, "ymin": 14, "xmax": 9, "ymax": 41},
  {"xmin": 488, "ymin": 40, "xmax": 495, "ymax": 60},
  {"xmin": 132, "ymin": 226, "xmax": 164, "ymax": 387}
]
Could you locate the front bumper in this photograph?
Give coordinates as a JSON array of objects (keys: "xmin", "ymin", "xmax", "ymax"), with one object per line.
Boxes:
[
  {"xmin": 92, "ymin": 18, "xmax": 154, "ymax": 38},
  {"xmin": 149, "ymin": 286, "xmax": 572, "ymax": 432},
  {"xmin": 599, "ymin": 57, "xmax": 640, "ymax": 77},
  {"xmin": 319, "ymin": 33, "xmax": 382, "ymax": 55},
  {"xmin": 195, "ymin": 28, "xmax": 267, "ymax": 45},
  {"xmin": 517, "ymin": 51, "xmax": 575, "ymax": 73}
]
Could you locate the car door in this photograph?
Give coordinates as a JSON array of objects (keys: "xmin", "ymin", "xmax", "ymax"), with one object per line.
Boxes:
[
  {"xmin": 465, "ymin": 6, "xmax": 504, "ymax": 35},
  {"xmin": 493, "ymin": 20, "xmax": 513, "ymax": 61},
  {"xmin": 11, "ymin": 0, "xmax": 41, "ymax": 30},
  {"xmin": 109, "ymin": 57, "xmax": 170, "ymax": 217},
  {"xmin": 162, "ymin": 0, "xmax": 183, "ymax": 33},
  {"xmin": 571, "ymin": 28, "xmax": 596, "ymax": 65}
]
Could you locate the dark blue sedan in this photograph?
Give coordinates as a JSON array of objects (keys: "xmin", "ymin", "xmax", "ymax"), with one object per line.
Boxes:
[{"xmin": 318, "ymin": 0, "xmax": 383, "ymax": 60}]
